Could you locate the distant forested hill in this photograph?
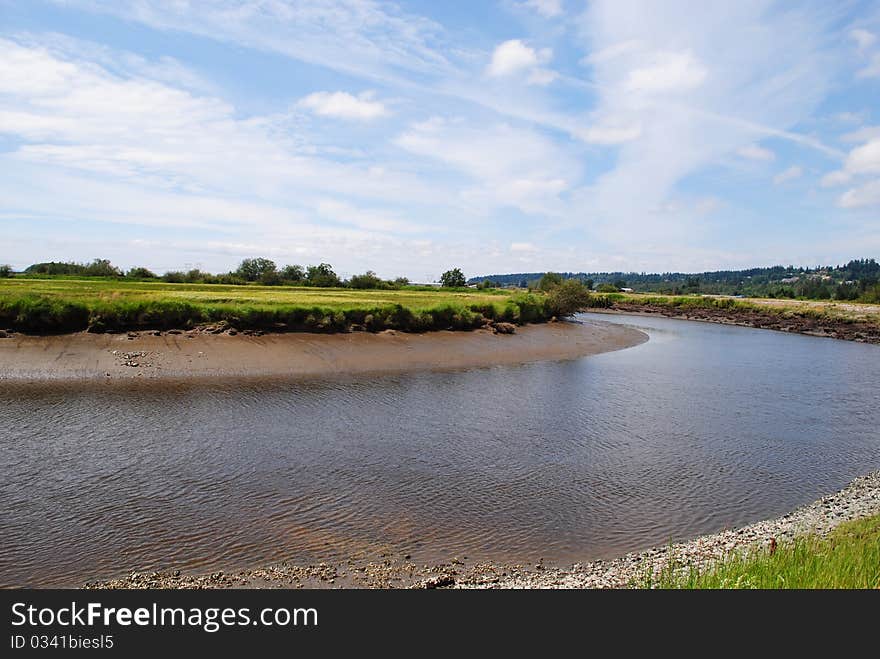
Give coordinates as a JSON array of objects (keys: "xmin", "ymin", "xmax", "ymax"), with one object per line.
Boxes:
[{"xmin": 470, "ymin": 258, "xmax": 880, "ymax": 300}]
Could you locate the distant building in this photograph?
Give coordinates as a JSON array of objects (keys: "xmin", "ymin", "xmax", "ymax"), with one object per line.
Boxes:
[{"xmin": 620, "ymin": 287, "xmax": 634, "ymax": 292}]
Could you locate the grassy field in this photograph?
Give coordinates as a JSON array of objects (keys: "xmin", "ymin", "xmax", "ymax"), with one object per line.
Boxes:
[
  {"xmin": 0, "ymin": 277, "xmax": 551, "ymax": 334},
  {"xmin": 643, "ymin": 513, "xmax": 880, "ymax": 589},
  {"xmin": 602, "ymin": 291, "xmax": 880, "ymax": 325}
]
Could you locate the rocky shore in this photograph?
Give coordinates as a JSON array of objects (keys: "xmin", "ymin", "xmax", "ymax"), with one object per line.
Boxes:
[
  {"xmin": 85, "ymin": 470, "xmax": 880, "ymax": 590},
  {"xmin": 608, "ymin": 302, "xmax": 880, "ymax": 344}
]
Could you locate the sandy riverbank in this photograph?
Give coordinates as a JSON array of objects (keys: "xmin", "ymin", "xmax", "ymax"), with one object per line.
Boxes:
[
  {"xmin": 0, "ymin": 318, "xmax": 647, "ymax": 381},
  {"xmin": 84, "ymin": 471, "xmax": 880, "ymax": 589}
]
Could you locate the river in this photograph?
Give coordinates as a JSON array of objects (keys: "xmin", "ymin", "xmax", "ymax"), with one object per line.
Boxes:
[{"xmin": 1, "ymin": 313, "xmax": 878, "ymax": 587}]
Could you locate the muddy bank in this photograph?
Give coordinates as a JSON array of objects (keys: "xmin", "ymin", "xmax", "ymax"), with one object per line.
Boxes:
[
  {"xmin": 0, "ymin": 318, "xmax": 647, "ymax": 381},
  {"xmin": 84, "ymin": 471, "xmax": 880, "ymax": 589},
  {"xmin": 606, "ymin": 302, "xmax": 880, "ymax": 344}
]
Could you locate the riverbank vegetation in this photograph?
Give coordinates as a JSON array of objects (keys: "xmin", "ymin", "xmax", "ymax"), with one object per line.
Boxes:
[
  {"xmin": 0, "ymin": 255, "xmax": 605, "ymax": 334},
  {"xmin": 0, "ymin": 271, "xmax": 593, "ymax": 334},
  {"xmin": 644, "ymin": 513, "xmax": 880, "ymax": 589}
]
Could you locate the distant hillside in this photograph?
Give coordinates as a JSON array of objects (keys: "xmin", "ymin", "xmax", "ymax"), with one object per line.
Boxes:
[{"xmin": 469, "ymin": 258, "xmax": 880, "ymax": 301}]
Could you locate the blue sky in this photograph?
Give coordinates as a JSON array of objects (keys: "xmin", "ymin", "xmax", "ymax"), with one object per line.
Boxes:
[{"xmin": 1, "ymin": 0, "xmax": 878, "ymax": 279}]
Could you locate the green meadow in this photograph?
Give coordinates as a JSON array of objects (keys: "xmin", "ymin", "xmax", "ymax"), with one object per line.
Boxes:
[{"xmin": 0, "ymin": 277, "xmax": 553, "ymax": 334}]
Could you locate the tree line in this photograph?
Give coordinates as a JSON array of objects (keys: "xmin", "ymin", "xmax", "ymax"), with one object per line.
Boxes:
[
  {"xmin": 5, "ymin": 258, "xmax": 474, "ymax": 291},
  {"xmin": 471, "ymin": 258, "xmax": 880, "ymax": 303}
]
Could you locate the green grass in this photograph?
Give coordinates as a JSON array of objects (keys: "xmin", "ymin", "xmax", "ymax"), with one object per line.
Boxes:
[
  {"xmin": 0, "ymin": 277, "xmax": 550, "ymax": 334},
  {"xmin": 643, "ymin": 514, "xmax": 880, "ymax": 589}
]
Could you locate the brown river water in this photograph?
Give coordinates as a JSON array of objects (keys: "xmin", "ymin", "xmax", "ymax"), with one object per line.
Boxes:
[{"xmin": 1, "ymin": 313, "xmax": 879, "ymax": 587}]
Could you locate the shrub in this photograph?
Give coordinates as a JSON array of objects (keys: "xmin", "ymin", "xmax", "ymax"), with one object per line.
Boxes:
[{"xmin": 545, "ymin": 279, "xmax": 592, "ymax": 317}]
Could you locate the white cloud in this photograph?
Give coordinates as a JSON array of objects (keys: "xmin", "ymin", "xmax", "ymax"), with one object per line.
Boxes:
[
  {"xmin": 510, "ymin": 242, "xmax": 538, "ymax": 252},
  {"xmin": 841, "ymin": 125, "xmax": 880, "ymax": 143},
  {"xmin": 773, "ymin": 166, "xmax": 803, "ymax": 185},
  {"xmin": 582, "ymin": 40, "xmax": 643, "ymax": 65},
  {"xmin": 850, "ymin": 29, "xmax": 877, "ymax": 51},
  {"xmin": 737, "ymin": 144, "xmax": 775, "ymax": 161},
  {"xmin": 0, "ymin": 37, "xmax": 446, "ymax": 237},
  {"xmin": 821, "ymin": 137, "xmax": 880, "ymax": 207},
  {"xmin": 581, "ymin": 122, "xmax": 642, "ymax": 144},
  {"xmin": 314, "ymin": 199, "xmax": 417, "ymax": 233},
  {"xmin": 526, "ymin": 68, "xmax": 559, "ymax": 85},
  {"xmin": 624, "ymin": 50, "xmax": 708, "ymax": 94},
  {"xmin": 395, "ymin": 118, "xmax": 578, "ymax": 215},
  {"xmin": 839, "ymin": 179, "xmax": 880, "ymax": 208},
  {"xmin": 846, "ymin": 139, "xmax": 880, "ymax": 174},
  {"xmin": 576, "ymin": 0, "xmax": 838, "ymax": 240},
  {"xmin": 821, "ymin": 170, "xmax": 851, "ymax": 187},
  {"xmin": 518, "ymin": 0, "xmax": 563, "ymax": 18},
  {"xmin": 825, "ymin": 138, "xmax": 880, "ymax": 184},
  {"xmin": 54, "ymin": 0, "xmax": 454, "ymax": 84},
  {"xmin": 298, "ymin": 91, "xmax": 388, "ymax": 120},
  {"xmin": 487, "ymin": 39, "xmax": 552, "ymax": 77}
]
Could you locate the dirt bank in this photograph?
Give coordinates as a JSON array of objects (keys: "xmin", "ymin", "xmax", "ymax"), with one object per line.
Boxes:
[
  {"xmin": 607, "ymin": 302, "xmax": 880, "ymax": 344},
  {"xmin": 0, "ymin": 318, "xmax": 647, "ymax": 382}
]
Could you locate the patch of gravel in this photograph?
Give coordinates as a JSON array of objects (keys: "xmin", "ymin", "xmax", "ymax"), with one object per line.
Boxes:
[
  {"xmin": 456, "ymin": 471, "xmax": 880, "ymax": 588},
  {"xmin": 84, "ymin": 471, "xmax": 880, "ymax": 590}
]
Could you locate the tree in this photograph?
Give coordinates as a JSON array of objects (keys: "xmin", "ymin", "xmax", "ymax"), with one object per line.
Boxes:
[
  {"xmin": 184, "ymin": 269, "xmax": 208, "ymax": 283},
  {"xmin": 538, "ymin": 272, "xmax": 564, "ymax": 291},
  {"xmin": 83, "ymin": 259, "xmax": 122, "ymax": 277},
  {"xmin": 597, "ymin": 283, "xmax": 619, "ymax": 293},
  {"xmin": 440, "ymin": 268, "xmax": 466, "ymax": 288},
  {"xmin": 126, "ymin": 267, "xmax": 156, "ymax": 279},
  {"xmin": 545, "ymin": 279, "xmax": 592, "ymax": 317},
  {"xmin": 0, "ymin": 265, "xmax": 12, "ymax": 278},
  {"xmin": 279, "ymin": 265, "xmax": 305, "ymax": 282},
  {"xmin": 519, "ymin": 279, "xmax": 528, "ymax": 289},
  {"xmin": 306, "ymin": 263, "xmax": 340, "ymax": 287},
  {"xmin": 259, "ymin": 269, "xmax": 282, "ymax": 286},
  {"xmin": 393, "ymin": 276, "xmax": 410, "ymax": 287},
  {"xmin": 235, "ymin": 258, "xmax": 277, "ymax": 282},
  {"xmin": 349, "ymin": 270, "xmax": 385, "ymax": 289}
]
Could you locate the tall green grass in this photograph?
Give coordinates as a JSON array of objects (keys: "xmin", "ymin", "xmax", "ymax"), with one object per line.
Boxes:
[
  {"xmin": 0, "ymin": 281, "xmax": 554, "ymax": 334},
  {"xmin": 641, "ymin": 514, "xmax": 880, "ymax": 589}
]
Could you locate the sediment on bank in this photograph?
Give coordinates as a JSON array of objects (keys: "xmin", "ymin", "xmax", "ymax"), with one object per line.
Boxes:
[{"xmin": 0, "ymin": 318, "xmax": 647, "ymax": 381}]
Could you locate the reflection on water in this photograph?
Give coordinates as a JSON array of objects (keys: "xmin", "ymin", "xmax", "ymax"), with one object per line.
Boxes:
[{"xmin": 1, "ymin": 313, "xmax": 879, "ymax": 587}]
